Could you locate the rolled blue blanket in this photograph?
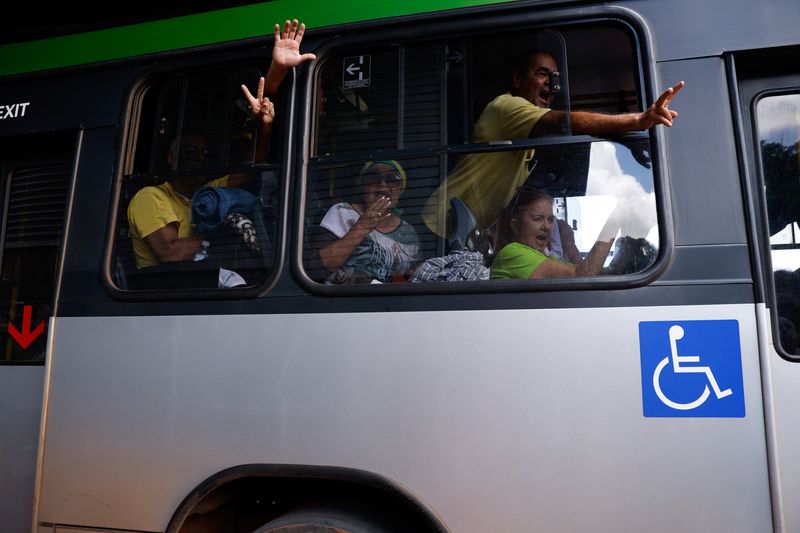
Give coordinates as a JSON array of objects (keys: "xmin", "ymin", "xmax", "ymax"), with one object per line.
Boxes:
[{"xmin": 191, "ymin": 186, "xmax": 257, "ymax": 232}]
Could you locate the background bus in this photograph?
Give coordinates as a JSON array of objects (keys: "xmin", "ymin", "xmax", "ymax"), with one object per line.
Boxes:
[{"xmin": 1, "ymin": 0, "xmax": 800, "ymax": 531}]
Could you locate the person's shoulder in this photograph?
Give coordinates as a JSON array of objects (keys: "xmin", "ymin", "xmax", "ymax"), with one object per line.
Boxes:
[
  {"xmin": 326, "ymin": 202, "xmax": 356, "ymax": 215},
  {"xmin": 493, "ymin": 92, "xmax": 533, "ymax": 107},
  {"xmin": 503, "ymin": 242, "xmax": 547, "ymax": 259},
  {"xmin": 492, "ymin": 93, "xmax": 550, "ymax": 116},
  {"xmin": 207, "ymin": 176, "xmax": 229, "ymax": 188},
  {"xmin": 495, "ymin": 92, "xmax": 524, "ymax": 104},
  {"xmin": 130, "ymin": 182, "xmax": 170, "ymax": 205},
  {"xmin": 483, "ymin": 92, "xmax": 513, "ymax": 112},
  {"xmin": 502, "ymin": 241, "xmax": 531, "ymax": 253},
  {"xmin": 396, "ymin": 218, "xmax": 419, "ymax": 239},
  {"xmin": 322, "ymin": 202, "xmax": 360, "ymax": 224},
  {"xmin": 480, "ymin": 94, "xmax": 546, "ymax": 131}
]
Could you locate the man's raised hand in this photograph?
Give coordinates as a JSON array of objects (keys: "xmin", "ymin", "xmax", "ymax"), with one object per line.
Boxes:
[{"xmin": 639, "ymin": 81, "xmax": 685, "ymax": 129}]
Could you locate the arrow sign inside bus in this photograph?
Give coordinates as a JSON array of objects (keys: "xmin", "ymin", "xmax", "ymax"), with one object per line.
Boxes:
[
  {"xmin": 342, "ymin": 55, "xmax": 371, "ymax": 89},
  {"xmin": 8, "ymin": 305, "xmax": 45, "ymax": 349}
]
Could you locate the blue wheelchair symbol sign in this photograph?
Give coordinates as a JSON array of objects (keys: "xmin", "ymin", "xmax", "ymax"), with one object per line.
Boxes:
[{"xmin": 639, "ymin": 320, "xmax": 745, "ymax": 417}]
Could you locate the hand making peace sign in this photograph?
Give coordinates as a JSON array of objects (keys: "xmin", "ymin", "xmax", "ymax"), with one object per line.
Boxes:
[
  {"xmin": 239, "ymin": 19, "xmax": 317, "ymax": 128},
  {"xmin": 240, "ymin": 77, "xmax": 275, "ymax": 128}
]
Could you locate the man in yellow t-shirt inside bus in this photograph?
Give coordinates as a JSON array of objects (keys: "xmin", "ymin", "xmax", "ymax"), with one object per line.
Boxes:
[
  {"xmin": 128, "ymin": 19, "xmax": 316, "ymax": 270},
  {"xmin": 421, "ymin": 48, "xmax": 684, "ymax": 238}
]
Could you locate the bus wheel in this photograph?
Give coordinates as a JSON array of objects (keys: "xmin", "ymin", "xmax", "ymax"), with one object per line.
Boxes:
[{"xmin": 254, "ymin": 504, "xmax": 401, "ymax": 533}]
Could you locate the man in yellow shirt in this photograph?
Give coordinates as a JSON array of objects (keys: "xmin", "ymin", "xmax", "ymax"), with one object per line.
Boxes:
[
  {"xmin": 422, "ymin": 49, "xmax": 684, "ymax": 237},
  {"xmin": 128, "ymin": 19, "xmax": 315, "ymax": 269},
  {"xmin": 127, "ymin": 134, "xmax": 233, "ymax": 268}
]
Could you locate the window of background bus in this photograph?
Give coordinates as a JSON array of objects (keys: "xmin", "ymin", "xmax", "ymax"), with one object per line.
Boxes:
[
  {"xmin": 111, "ymin": 63, "xmax": 280, "ymax": 292},
  {"xmin": 302, "ymin": 23, "xmax": 660, "ymax": 286},
  {"xmin": 756, "ymin": 93, "xmax": 800, "ymax": 355}
]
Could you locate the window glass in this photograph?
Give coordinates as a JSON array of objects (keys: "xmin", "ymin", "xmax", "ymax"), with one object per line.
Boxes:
[
  {"xmin": 303, "ymin": 155, "xmax": 440, "ymax": 284},
  {"xmin": 112, "ymin": 63, "xmax": 280, "ymax": 291},
  {"xmin": 304, "ymin": 23, "xmax": 658, "ymax": 286},
  {"xmin": 0, "ymin": 136, "xmax": 72, "ymax": 361},
  {"xmin": 316, "ymin": 47, "xmax": 399, "ymax": 156},
  {"xmin": 756, "ymin": 93, "xmax": 800, "ymax": 354}
]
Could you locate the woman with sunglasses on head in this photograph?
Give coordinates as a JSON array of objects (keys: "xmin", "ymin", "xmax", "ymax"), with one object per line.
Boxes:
[
  {"xmin": 491, "ymin": 187, "xmax": 616, "ymax": 279},
  {"xmin": 314, "ymin": 160, "xmax": 419, "ymax": 284}
]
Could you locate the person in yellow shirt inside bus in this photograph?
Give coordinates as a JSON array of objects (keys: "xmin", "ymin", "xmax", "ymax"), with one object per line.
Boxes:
[
  {"xmin": 421, "ymin": 48, "xmax": 684, "ymax": 239},
  {"xmin": 127, "ymin": 19, "xmax": 316, "ymax": 270},
  {"xmin": 127, "ymin": 131, "xmax": 240, "ymax": 269}
]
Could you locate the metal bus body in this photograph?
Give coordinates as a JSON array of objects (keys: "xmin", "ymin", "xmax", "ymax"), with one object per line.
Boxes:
[{"xmin": 1, "ymin": 0, "xmax": 799, "ymax": 531}]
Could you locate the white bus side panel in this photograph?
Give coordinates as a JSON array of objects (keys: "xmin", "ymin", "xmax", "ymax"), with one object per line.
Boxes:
[
  {"xmin": 38, "ymin": 303, "xmax": 772, "ymax": 532},
  {"xmin": 757, "ymin": 304, "xmax": 800, "ymax": 533},
  {"xmin": 0, "ymin": 366, "xmax": 42, "ymax": 533}
]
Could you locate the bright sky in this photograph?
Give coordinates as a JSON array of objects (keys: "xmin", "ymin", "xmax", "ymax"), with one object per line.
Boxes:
[
  {"xmin": 568, "ymin": 141, "xmax": 657, "ymax": 252},
  {"xmin": 757, "ymin": 94, "xmax": 800, "ymax": 145}
]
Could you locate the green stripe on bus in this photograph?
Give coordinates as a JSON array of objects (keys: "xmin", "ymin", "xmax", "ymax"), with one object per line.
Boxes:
[{"xmin": 0, "ymin": 0, "xmax": 512, "ymax": 77}]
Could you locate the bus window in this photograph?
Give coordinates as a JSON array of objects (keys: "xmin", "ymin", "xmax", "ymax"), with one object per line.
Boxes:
[
  {"xmin": 112, "ymin": 63, "xmax": 279, "ymax": 292},
  {"xmin": 303, "ymin": 23, "xmax": 660, "ymax": 286},
  {"xmin": 0, "ymin": 137, "xmax": 72, "ymax": 361},
  {"xmin": 756, "ymin": 93, "xmax": 800, "ymax": 355}
]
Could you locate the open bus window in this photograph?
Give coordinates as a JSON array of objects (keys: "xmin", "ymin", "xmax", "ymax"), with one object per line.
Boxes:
[
  {"xmin": 304, "ymin": 23, "xmax": 659, "ymax": 286},
  {"xmin": 112, "ymin": 63, "xmax": 280, "ymax": 292},
  {"xmin": 756, "ymin": 93, "xmax": 800, "ymax": 355}
]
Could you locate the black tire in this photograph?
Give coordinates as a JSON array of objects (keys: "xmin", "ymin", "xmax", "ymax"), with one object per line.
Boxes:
[{"xmin": 254, "ymin": 503, "xmax": 409, "ymax": 533}]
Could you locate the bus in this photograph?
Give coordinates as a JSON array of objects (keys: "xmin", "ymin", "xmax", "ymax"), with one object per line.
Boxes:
[{"xmin": 1, "ymin": 0, "xmax": 799, "ymax": 531}]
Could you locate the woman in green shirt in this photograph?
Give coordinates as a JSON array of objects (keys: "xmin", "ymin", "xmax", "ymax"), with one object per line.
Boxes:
[{"xmin": 490, "ymin": 187, "xmax": 614, "ymax": 279}]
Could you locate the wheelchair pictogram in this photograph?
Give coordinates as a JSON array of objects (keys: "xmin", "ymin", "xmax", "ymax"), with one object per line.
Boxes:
[
  {"xmin": 652, "ymin": 325, "xmax": 732, "ymax": 410},
  {"xmin": 639, "ymin": 320, "xmax": 745, "ymax": 418}
]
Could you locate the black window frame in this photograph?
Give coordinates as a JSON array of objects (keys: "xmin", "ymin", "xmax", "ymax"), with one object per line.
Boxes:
[
  {"xmin": 732, "ymin": 44, "xmax": 800, "ymax": 363},
  {"xmin": 103, "ymin": 47, "xmax": 293, "ymax": 301},
  {"xmin": 749, "ymin": 84, "xmax": 800, "ymax": 361},
  {"xmin": 293, "ymin": 5, "xmax": 675, "ymax": 296}
]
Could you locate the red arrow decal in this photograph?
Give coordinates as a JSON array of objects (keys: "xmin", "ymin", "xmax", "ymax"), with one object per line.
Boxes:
[{"xmin": 8, "ymin": 305, "xmax": 45, "ymax": 349}]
